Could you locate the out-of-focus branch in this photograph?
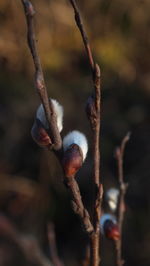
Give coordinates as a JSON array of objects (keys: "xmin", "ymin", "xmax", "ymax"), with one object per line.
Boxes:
[
  {"xmin": 47, "ymin": 223, "xmax": 64, "ymax": 266},
  {"xmin": 115, "ymin": 132, "xmax": 130, "ymax": 266},
  {"xmin": 21, "ymin": 0, "xmax": 62, "ymax": 150},
  {"xmin": 69, "ymin": 1, "xmax": 102, "ymax": 266},
  {"xmin": 0, "ymin": 215, "xmax": 53, "ymax": 266},
  {"xmin": 82, "ymin": 245, "xmax": 90, "ymax": 266}
]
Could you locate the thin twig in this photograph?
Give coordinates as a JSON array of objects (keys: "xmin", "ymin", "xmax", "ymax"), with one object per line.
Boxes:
[
  {"xmin": 69, "ymin": 0, "xmax": 94, "ymax": 72},
  {"xmin": 47, "ymin": 223, "xmax": 64, "ymax": 266},
  {"xmin": 69, "ymin": 1, "xmax": 102, "ymax": 266},
  {"xmin": 115, "ymin": 132, "xmax": 130, "ymax": 266},
  {"xmin": 92, "ymin": 63, "xmax": 101, "ymax": 254},
  {"xmin": 22, "ymin": 0, "xmax": 93, "ymax": 244},
  {"xmin": 21, "ymin": 0, "xmax": 62, "ymax": 150},
  {"xmin": 65, "ymin": 177, "xmax": 94, "ymax": 234}
]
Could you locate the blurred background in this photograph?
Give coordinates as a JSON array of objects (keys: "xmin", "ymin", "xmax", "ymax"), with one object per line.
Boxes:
[{"xmin": 0, "ymin": 0, "xmax": 150, "ymax": 265}]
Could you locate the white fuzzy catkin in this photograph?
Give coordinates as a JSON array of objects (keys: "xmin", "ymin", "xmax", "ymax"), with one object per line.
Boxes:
[
  {"xmin": 100, "ymin": 214, "xmax": 117, "ymax": 234},
  {"xmin": 36, "ymin": 99, "xmax": 63, "ymax": 132},
  {"xmin": 63, "ymin": 130, "xmax": 88, "ymax": 161},
  {"xmin": 106, "ymin": 188, "xmax": 119, "ymax": 211}
]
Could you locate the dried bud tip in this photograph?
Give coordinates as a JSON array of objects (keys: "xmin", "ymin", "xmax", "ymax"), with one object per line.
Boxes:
[
  {"xmin": 100, "ymin": 214, "xmax": 120, "ymax": 241},
  {"xmin": 36, "ymin": 98, "xmax": 63, "ymax": 132},
  {"xmin": 23, "ymin": 0, "xmax": 35, "ymax": 16},
  {"xmin": 86, "ymin": 96, "xmax": 96, "ymax": 117},
  {"xmin": 63, "ymin": 131, "xmax": 88, "ymax": 161},
  {"xmin": 106, "ymin": 188, "xmax": 119, "ymax": 212},
  {"xmin": 94, "ymin": 63, "xmax": 101, "ymax": 78}
]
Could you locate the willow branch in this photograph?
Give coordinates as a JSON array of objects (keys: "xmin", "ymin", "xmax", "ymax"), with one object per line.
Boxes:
[
  {"xmin": 69, "ymin": 0, "xmax": 94, "ymax": 73},
  {"xmin": 65, "ymin": 177, "xmax": 94, "ymax": 235},
  {"xmin": 115, "ymin": 132, "xmax": 130, "ymax": 266},
  {"xmin": 22, "ymin": 0, "xmax": 93, "ymax": 247},
  {"xmin": 69, "ymin": 1, "xmax": 102, "ymax": 266},
  {"xmin": 21, "ymin": 0, "xmax": 62, "ymax": 150}
]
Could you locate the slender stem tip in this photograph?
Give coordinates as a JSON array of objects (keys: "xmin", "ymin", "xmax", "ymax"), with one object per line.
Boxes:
[{"xmin": 22, "ymin": 0, "xmax": 35, "ymax": 17}]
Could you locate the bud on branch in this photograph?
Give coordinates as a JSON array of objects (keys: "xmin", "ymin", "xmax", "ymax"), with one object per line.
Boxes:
[
  {"xmin": 100, "ymin": 214, "xmax": 120, "ymax": 241},
  {"xmin": 31, "ymin": 99, "xmax": 63, "ymax": 148},
  {"xmin": 62, "ymin": 131, "xmax": 88, "ymax": 177},
  {"xmin": 106, "ymin": 188, "xmax": 119, "ymax": 212}
]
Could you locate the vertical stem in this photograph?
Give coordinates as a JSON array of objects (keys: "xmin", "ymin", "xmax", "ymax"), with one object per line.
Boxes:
[
  {"xmin": 90, "ymin": 64, "xmax": 101, "ymax": 266},
  {"xmin": 115, "ymin": 133, "xmax": 130, "ymax": 266},
  {"xmin": 68, "ymin": 1, "xmax": 103, "ymax": 265},
  {"xmin": 115, "ymin": 239, "xmax": 123, "ymax": 266},
  {"xmin": 90, "ymin": 233, "xmax": 99, "ymax": 266},
  {"xmin": 69, "ymin": 0, "xmax": 94, "ymax": 71}
]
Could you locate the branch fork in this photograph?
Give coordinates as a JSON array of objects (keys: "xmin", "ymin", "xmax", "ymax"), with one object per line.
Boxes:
[{"xmin": 22, "ymin": 1, "xmax": 102, "ymax": 265}]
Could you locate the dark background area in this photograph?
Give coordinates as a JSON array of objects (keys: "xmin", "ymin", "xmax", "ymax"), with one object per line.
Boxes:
[{"xmin": 0, "ymin": 0, "xmax": 150, "ymax": 265}]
